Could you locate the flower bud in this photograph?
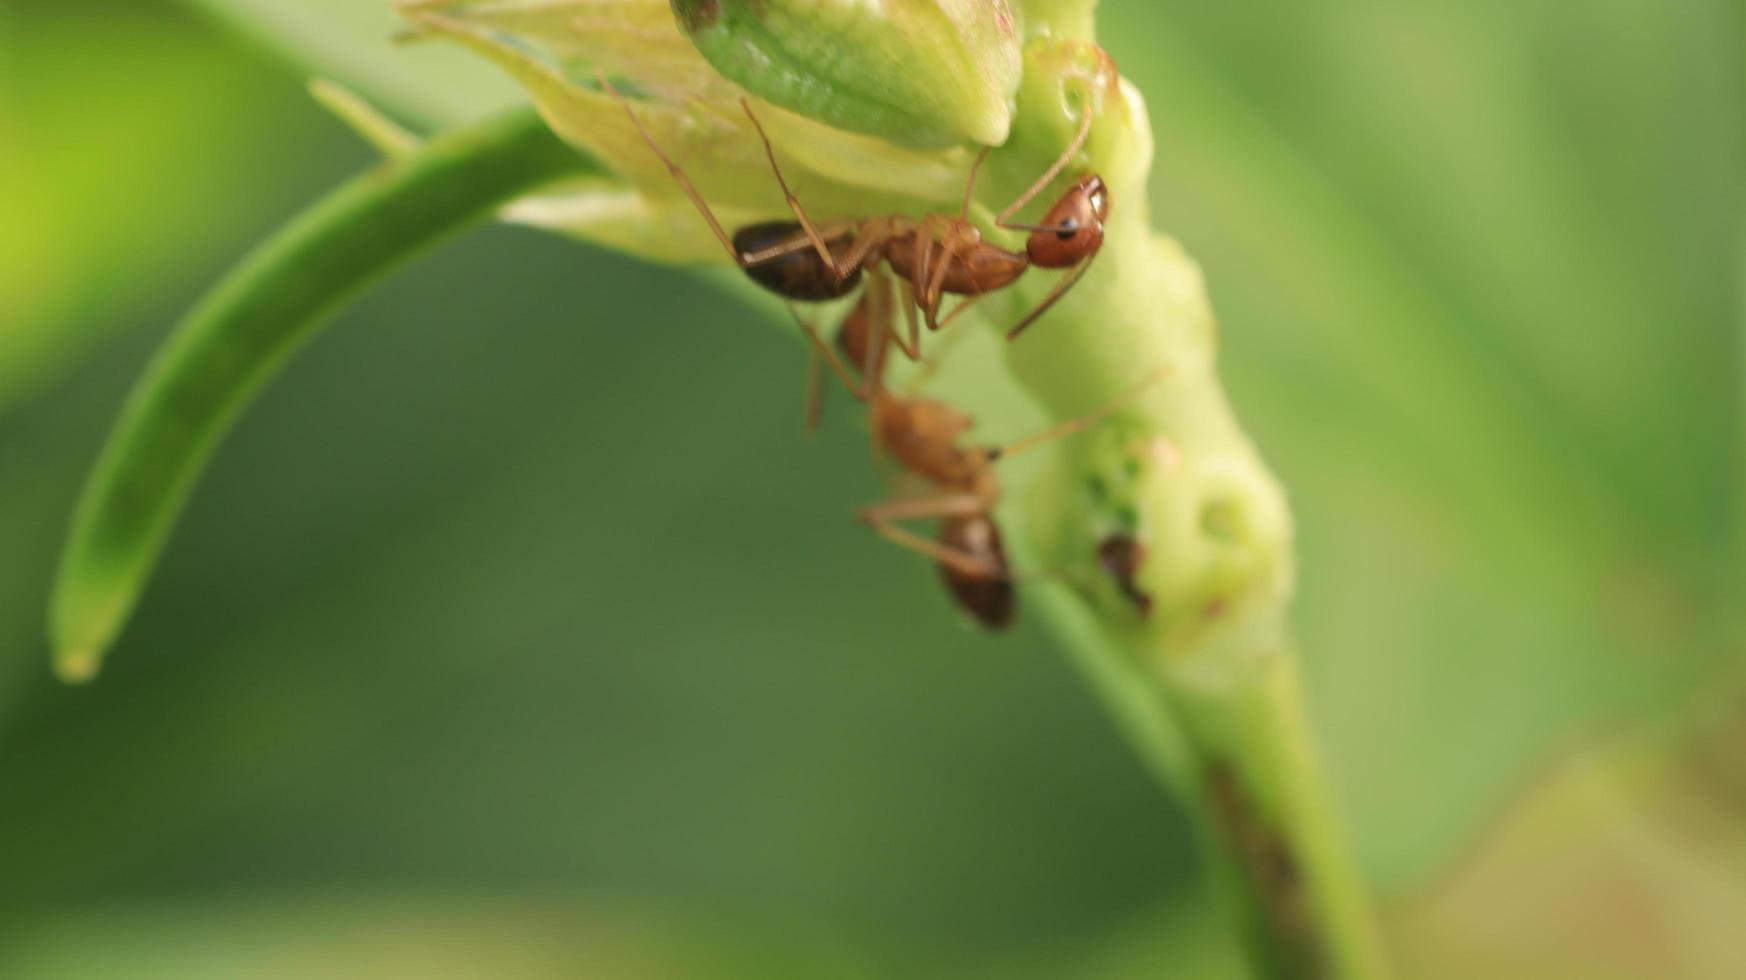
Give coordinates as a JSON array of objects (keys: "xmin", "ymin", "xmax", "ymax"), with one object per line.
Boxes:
[
  {"xmin": 671, "ymin": 0, "xmax": 1021, "ymax": 149},
  {"xmin": 400, "ymin": 0, "xmax": 975, "ymax": 260}
]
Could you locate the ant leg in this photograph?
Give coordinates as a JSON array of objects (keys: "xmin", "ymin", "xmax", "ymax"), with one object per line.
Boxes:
[
  {"xmin": 994, "ymin": 99, "xmax": 1096, "ymax": 228},
  {"xmin": 867, "ymin": 521, "xmax": 1008, "ymax": 581},
  {"xmin": 910, "ymin": 215, "xmax": 941, "ymax": 307},
  {"xmin": 1005, "ymin": 252, "xmax": 1096, "ymax": 340},
  {"xmin": 860, "ymin": 269, "xmax": 898, "ymax": 386},
  {"xmin": 866, "ymin": 311, "xmax": 888, "ymax": 459},
  {"xmin": 803, "ymin": 345, "xmax": 825, "ymax": 436},
  {"xmin": 987, "ymin": 364, "xmax": 1171, "ymax": 462},
  {"xmin": 907, "ymin": 216, "xmax": 947, "ymax": 349},
  {"xmin": 857, "ymin": 492, "xmax": 988, "ymax": 524},
  {"xmin": 834, "ymin": 218, "xmax": 901, "ymax": 280},
  {"xmin": 786, "ymin": 306, "xmax": 867, "ymax": 401},
  {"xmin": 867, "ymin": 515, "xmax": 1054, "ymax": 583},
  {"xmin": 959, "ymin": 146, "xmax": 991, "ymax": 221},
  {"xmin": 739, "ymin": 98, "xmax": 842, "ymax": 277},
  {"xmin": 597, "ymin": 70, "xmax": 742, "ymax": 263},
  {"xmin": 933, "ymin": 291, "xmax": 986, "ymax": 333},
  {"xmin": 891, "ymin": 291, "xmax": 923, "ymax": 362},
  {"xmin": 887, "ymin": 257, "xmax": 923, "ymax": 365},
  {"xmin": 921, "ymin": 233, "xmax": 970, "ymax": 332},
  {"xmin": 900, "ymin": 301, "xmax": 977, "ymax": 395},
  {"xmin": 869, "ymin": 520, "xmax": 1052, "ymax": 584},
  {"xmin": 857, "ymin": 492, "xmax": 1005, "ymax": 579},
  {"xmin": 738, "ymin": 219, "xmax": 858, "ymax": 266},
  {"xmin": 881, "ymin": 223, "xmax": 932, "ymax": 363},
  {"xmin": 739, "ymin": 217, "xmax": 897, "ymax": 290}
]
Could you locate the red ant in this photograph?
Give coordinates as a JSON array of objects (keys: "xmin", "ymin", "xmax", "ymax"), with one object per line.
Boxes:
[
  {"xmin": 600, "ymin": 73, "xmax": 1109, "ymax": 350},
  {"xmin": 794, "ymin": 284, "xmax": 1164, "ymax": 628}
]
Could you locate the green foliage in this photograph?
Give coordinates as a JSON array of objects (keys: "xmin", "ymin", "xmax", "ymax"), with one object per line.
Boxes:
[
  {"xmin": 49, "ymin": 112, "xmax": 592, "ymax": 680},
  {"xmin": 6, "ymin": 0, "xmax": 1744, "ymax": 975},
  {"xmin": 184, "ymin": 0, "xmax": 521, "ymax": 126}
]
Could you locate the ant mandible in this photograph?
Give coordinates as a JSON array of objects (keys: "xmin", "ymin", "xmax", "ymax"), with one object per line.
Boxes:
[
  {"xmin": 599, "ymin": 72, "xmax": 1109, "ymax": 351},
  {"xmin": 793, "ymin": 284, "xmax": 1164, "ymax": 628}
]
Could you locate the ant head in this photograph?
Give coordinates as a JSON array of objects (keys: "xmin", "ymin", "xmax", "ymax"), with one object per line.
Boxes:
[{"xmin": 1024, "ymin": 175, "xmax": 1109, "ymax": 269}]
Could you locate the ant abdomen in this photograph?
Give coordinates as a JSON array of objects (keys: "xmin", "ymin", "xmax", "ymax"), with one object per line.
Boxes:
[
  {"xmin": 938, "ymin": 514, "xmax": 1015, "ymax": 629},
  {"xmin": 733, "ymin": 222, "xmax": 863, "ymax": 301}
]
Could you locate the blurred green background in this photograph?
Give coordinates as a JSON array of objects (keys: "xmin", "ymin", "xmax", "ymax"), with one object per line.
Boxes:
[{"xmin": 2, "ymin": 0, "xmax": 1742, "ymax": 976}]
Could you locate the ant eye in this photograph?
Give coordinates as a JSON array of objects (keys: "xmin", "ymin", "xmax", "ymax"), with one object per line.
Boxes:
[{"xmin": 1054, "ymin": 218, "xmax": 1079, "ymax": 241}]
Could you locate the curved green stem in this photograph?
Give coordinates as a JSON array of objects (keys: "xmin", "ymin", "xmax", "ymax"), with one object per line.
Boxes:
[
  {"xmin": 1004, "ymin": 216, "xmax": 1388, "ymax": 975},
  {"xmin": 977, "ymin": 47, "xmax": 1389, "ymax": 972},
  {"xmin": 1164, "ymin": 649, "xmax": 1391, "ymax": 979},
  {"xmin": 49, "ymin": 108, "xmax": 596, "ymax": 681}
]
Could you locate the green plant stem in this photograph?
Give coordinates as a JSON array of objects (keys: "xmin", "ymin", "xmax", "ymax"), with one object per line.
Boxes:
[
  {"xmin": 1162, "ymin": 646, "xmax": 1391, "ymax": 980},
  {"xmin": 988, "ymin": 112, "xmax": 1388, "ymax": 967},
  {"xmin": 1035, "ymin": 576, "xmax": 1385, "ymax": 977},
  {"xmin": 49, "ymin": 108, "xmax": 597, "ymax": 681}
]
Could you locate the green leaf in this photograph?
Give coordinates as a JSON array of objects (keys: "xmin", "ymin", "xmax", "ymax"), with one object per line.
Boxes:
[
  {"xmin": 401, "ymin": 2, "xmax": 972, "ymax": 239},
  {"xmin": 183, "ymin": 0, "xmax": 522, "ymax": 126},
  {"xmin": 48, "ymin": 110, "xmax": 595, "ymax": 681}
]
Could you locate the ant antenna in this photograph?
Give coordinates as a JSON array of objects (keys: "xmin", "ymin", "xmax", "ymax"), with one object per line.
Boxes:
[
  {"xmin": 786, "ymin": 306, "xmax": 865, "ymax": 401},
  {"xmin": 1005, "ymin": 256, "xmax": 1095, "ymax": 340},
  {"xmin": 988, "ymin": 365, "xmax": 1170, "ymax": 462},
  {"xmin": 961, "ymin": 146, "xmax": 991, "ymax": 222},
  {"xmin": 900, "ymin": 301, "xmax": 977, "ymax": 395},
  {"xmin": 738, "ymin": 99, "xmax": 842, "ymax": 275},
  {"xmin": 596, "ymin": 69, "xmax": 742, "ymax": 264},
  {"xmin": 996, "ymin": 94, "xmax": 1097, "ymax": 226}
]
